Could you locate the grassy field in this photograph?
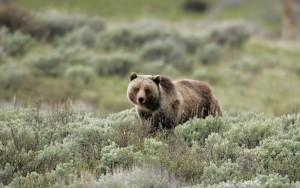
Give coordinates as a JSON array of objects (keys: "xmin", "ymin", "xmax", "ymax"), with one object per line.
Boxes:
[
  {"xmin": 16, "ymin": 0, "xmax": 200, "ymax": 20},
  {"xmin": 16, "ymin": 0, "xmax": 282, "ymax": 28}
]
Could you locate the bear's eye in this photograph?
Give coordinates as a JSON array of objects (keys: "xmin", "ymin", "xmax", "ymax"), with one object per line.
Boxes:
[
  {"xmin": 145, "ymin": 88, "xmax": 151, "ymax": 94},
  {"xmin": 134, "ymin": 87, "xmax": 139, "ymax": 92}
]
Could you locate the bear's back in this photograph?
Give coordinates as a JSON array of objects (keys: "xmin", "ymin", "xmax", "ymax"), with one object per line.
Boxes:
[{"xmin": 174, "ymin": 79, "xmax": 213, "ymax": 101}]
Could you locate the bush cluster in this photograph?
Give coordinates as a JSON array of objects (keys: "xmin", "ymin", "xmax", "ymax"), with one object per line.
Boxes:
[
  {"xmin": 0, "ymin": 107, "xmax": 299, "ymax": 187},
  {"xmin": 34, "ymin": 11, "xmax": 105, "ymax": 39},
  {"xmin": 0, "ymin": 27, "xmax": 33, "ymax": 57}
]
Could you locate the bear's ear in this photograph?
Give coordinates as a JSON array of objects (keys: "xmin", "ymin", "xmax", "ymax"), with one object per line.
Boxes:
[
  {"xmin": 152, "ymin": 75, "xmax": 161, "ymax": 85},
  {"xmin": 130, "ymin": 72, "xmax": 138, "ymax": 81}
]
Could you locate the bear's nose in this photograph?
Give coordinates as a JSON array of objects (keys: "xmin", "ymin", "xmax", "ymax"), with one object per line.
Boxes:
[{"xmin": 138, "ymin": 97, "xmax": 145, "ymax": 104}]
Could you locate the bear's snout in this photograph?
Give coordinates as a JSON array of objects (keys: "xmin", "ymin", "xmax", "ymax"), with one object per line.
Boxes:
[{"xmin": 138, "ymin": 97, "xmax": 145, "ymax": 104}]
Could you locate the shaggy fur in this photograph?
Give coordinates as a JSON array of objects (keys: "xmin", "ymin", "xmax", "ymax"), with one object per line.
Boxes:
[{"xmin": 127, "ymin": 73, "xmax": 222, "ymax": 130}]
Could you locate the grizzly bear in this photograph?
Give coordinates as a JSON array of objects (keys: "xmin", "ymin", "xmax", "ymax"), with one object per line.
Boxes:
[{"xmin": 127, "ymin": 73, "xmax": 222, "ymax": 130}]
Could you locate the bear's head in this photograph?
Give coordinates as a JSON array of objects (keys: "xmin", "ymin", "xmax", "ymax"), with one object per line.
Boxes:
[{"xmin": 127, "ymin": 72, "xmax": 161, "ymax": 111}]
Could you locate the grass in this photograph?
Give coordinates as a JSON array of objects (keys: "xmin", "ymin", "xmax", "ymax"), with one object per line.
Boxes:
[
  {"xmin": 15, "ymin": 0, "xmax": 282, "ymax": 26},
  {"xmin": 16, "ymin": 0, "xmax": 200, "ymax": 21}
]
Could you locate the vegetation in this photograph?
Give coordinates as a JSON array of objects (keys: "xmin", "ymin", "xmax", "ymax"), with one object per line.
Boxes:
[
  {"xmin": 0, "ymin": 6, "xmax": 299, "ymax": 113},
  {"xmin": 0, "ymin": 107, "xmax": 299, "ymax": 187},
  {"xmin": 0, "ymin": 1, "xmax": 300, "ymax": 187}
]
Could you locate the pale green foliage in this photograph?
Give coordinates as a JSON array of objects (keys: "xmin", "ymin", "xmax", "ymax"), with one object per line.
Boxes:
[
  {"xmin": 223, "ymin": 117, "xmax": 280, "ymax": 148},
  {"xmin": 34, "ymin": 11, "xmax": 105, "ymax": 38},
  {"xmin": 92, "ymin": 54, "xmax": 137, "ymax": 76},
  {"xmin": 99, "ymin": 143, "xmax": 142, "ymax": 174},
  {"xmin": 60, "ymin": 26, "xmax": 98, "ymax": 48},
  {"xmin": 175, "ymin": 116, "xmax": 225, "ymax": 145},
  {"xmin": 256, "ymin": 139, "xmax": 300, "ymax": 181},
  {"xmin": 202, "ymin": 161, "xmax": 240, "ymax": 185},
  {"xmin": 0, "ymin": 63, "xmax": 31, "ymax": 89},
  {"xmin": 98, "ymin": 21, "xmax": 174, "ymax": 50},
  {"xmin": 192, "ymin": 133, "xmax": 241, "ymax": 165},
  {"xmin": 196, "ymin": 43, "xmax": 222, "ymax": 65},
  {"xmin": 96, "ymin": 166, "xmax": 180, "ymax": 188},
  {"xmin": 0, "ymin": 27, "xmax": 33, "ymax": 57},
  {"xmin": 28, "ymin": 50, "xmax": 66, "ymax": 77},
  {"xmin": 0, "ymin": 108, "xmax": 299, "ymax": 187},
  {"xmin": 143, "ymin": 138, "xmax": 168, "ymax": 162},
  {"xmin": 210, "ymin": 22, "xmax": 251, "ymax": 48},
  {"xmin": 64, "ymin": 65, "xmax": 97, "ymax": 86},
  {"xmin": 140, "ymin": 38, "xmax": 186, "ymax": 64},
  {"xmin": 188, "ymin": 174, "xmax": 290, "ymax": 188}
]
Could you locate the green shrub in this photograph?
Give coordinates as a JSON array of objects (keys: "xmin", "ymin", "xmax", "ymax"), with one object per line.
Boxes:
[
  {"xmin": 202, "ymin": 162, "xmax": 240, "ymax": 186},
  {"xmin": 189, "ymin": 174, "xmax": 290, "ymax": 188},
  {"xmin": 140, "ymin": 39, "xmax": 186, "ymax": 64},
  {"xmin": 60, "ymin": 26, "xmax": 98, "ymax": 48},
  {"xmin": 256, "ymin": 139, "xmax": 300, "ymax": 181},
  {"xmin": 233, "ymin": 56, "xmax": 263, "ymax": 73},
  {"xmin": 85, "ymin": 16, "xmax": 106, "ymax": 32},
  {"xmin": 98, "ymin": 21, "xmax": 174, "ymax": 50},
  {"xmin": 210, "ymin": 22, "xmax": 251, "ymax": 48},
  {"xmin": 99, "ymin": 143, "xmax": 142, "ymax": 174},
  {"xmin": 236, "ymin": 149, "xmax": 260, "ymax": 180},
  {"xmin": 175, "ymin": 116, "xmax": 225, "ymax": 146},
  {"xmin": 0, "ymin": 63, "xmax": 31, "ymax": 89},
  {"xmin": 34, "ymin": 11, "xmax": 84, "ymax": 38},
  {"xmin": 28, "ymin": 50, "xmax": 66, "ymax": 77},
  {"xmin": 73, "ymin": 124, "xmax": 112, "ymax": 168},
  {"xmin": 196, "ymin": 43, "xmax": 222, "ymax": 65},
  {"xmin": 34, "ymin": 11, "xmax": 105, "ymax": 39},
  {"xmin": 1, "ymin": 108, "xmax": 299, "ymax": 187},
  {"xmin": 92, "ymin": 54, "xmax": 137, "ymax": 76},
  {"xmin": 224, "ymin": 118, "xmax": 280, "ymax": 148},
  {"xmin": 96, "ymin": 166, "xmax": 180, "ymax": 188},
  {"xmin": 0, "ymin": 27, "xmax": 33, "ymax": 56},
  {"xmin": 64, "ymin": 65, "xmax": 97, "ymax": 86},
  {"xmin": 143, "ymin": 138, "xmax": 168, "ymax": 163},
  {"xmin": 178, "ymin": 34, "xmax": 207, "ymax": 54},
  {"xmin": 192, "ymin": 133, "xmax": 241, "ymax": 165},
  {"xmin": 33, "ymin": 143, "xmax": 73, "ymax": 173}
]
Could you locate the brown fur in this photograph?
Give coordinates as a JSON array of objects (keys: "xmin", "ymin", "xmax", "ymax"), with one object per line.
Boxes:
[{"xmin": 127, "ymin": 73, "xmax": 222, "ymax": 130}]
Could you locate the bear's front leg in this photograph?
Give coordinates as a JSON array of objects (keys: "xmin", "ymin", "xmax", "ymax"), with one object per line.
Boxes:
[
  {"xmin": 152, "ymin": 111, "xmax": 176, "ymax": 130},
  {"xmin": 137, "ymin": 108, "xmax": 152, "ymax": 125}
]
